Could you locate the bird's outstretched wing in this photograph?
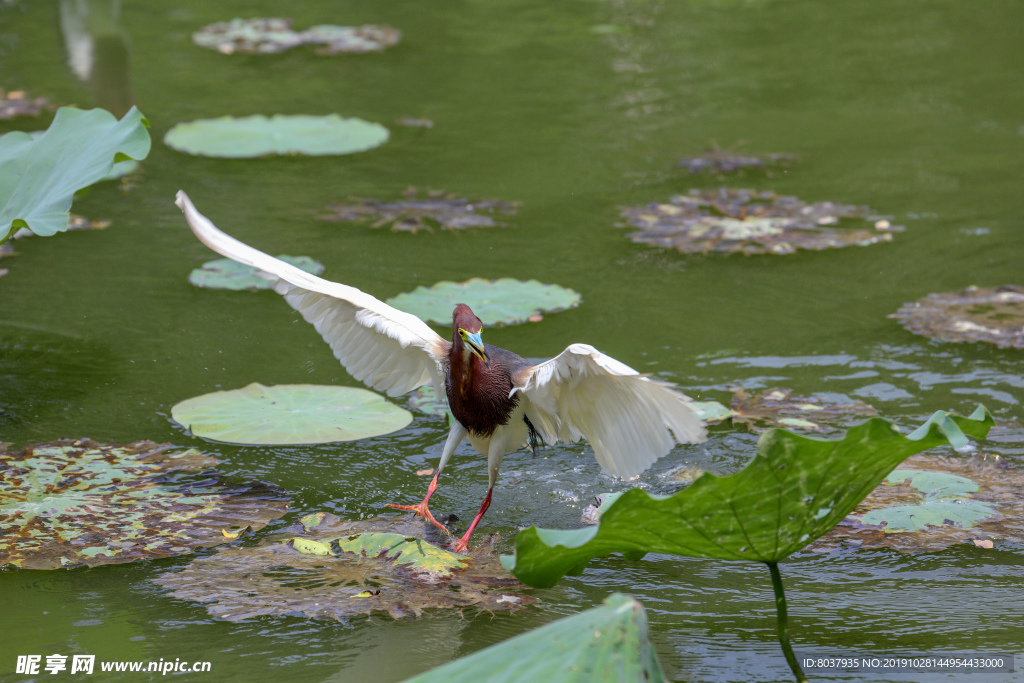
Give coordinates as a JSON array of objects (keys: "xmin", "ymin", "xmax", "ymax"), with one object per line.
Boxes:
[
  {"xmin": 512, "ymin": 343, "xmax": 706, "ymax": 479},
  {"xmin": 175, "ymin": 191, "xmax": 450, "ymax": 396}
]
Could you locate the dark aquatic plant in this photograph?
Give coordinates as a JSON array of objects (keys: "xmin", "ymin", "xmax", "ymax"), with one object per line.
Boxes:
[{"xmin": 501, "ymin": 407, "xmax": 993, "ymax": 682}]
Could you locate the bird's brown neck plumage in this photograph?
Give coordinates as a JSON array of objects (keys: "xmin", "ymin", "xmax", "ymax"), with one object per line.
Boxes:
[{"xmin": 445, "ymin": 304, "xmax": 518, "ymax": 436}]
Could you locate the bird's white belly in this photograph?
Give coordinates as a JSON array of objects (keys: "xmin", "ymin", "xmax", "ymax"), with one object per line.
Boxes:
[{"xmin": 465, "ymin": 403, "xmax": 529, "ymax": 457}]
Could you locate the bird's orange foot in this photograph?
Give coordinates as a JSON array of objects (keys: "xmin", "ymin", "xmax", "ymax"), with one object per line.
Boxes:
[
  {"xmin": 387, "ymin": 500, "xmax": 449, "ymax": 536},
  {"xmin": 450, "ymin": 536, "xmax": 471, "ymax": 555}
]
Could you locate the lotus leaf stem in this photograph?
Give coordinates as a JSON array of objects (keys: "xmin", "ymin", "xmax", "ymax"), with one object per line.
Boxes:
[{"xmin": 766, "ymin": 561, "xmax": 808, "ymax": 682}]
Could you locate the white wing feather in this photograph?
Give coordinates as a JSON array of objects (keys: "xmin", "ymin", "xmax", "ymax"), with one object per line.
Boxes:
[
  {"xmin": 175, "ymin": 191, "xmax": 449, "ymax": 396},
  {"xmin": 513, "ymin": 343, "xmax": 706, "ymax": 478}
]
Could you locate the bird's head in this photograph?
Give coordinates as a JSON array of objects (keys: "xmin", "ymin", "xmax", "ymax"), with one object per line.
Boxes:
[{"xmin": 453, "ymin": 303, "xmax": 489, "ymax": 367}]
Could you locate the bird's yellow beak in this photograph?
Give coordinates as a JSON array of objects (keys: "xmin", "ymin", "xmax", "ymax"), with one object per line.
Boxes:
[{"xmin": 463, "ymin": 330, "xmax": 489, "ymax": 367}]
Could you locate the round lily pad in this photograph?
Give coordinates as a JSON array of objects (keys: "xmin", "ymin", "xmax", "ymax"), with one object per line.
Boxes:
[
  {"xmin": 192, "ymin": 18, "xmax": 400, "ymax": 55},
  {"xmin": 164, "ymin": 114, "xmax": 389, "ymax": 158},
  {"xmin": 889, "ymin": 285, "xmax": 1024, "ymax": 349},
  {"xmin": 171, "ymin": 382, "xmax": 413, "ymax": 445},
  {"xmin": 387, "ymin": 278, "xmax": 581, "ymax": 327},
  {"xmin": 152, "ymin": 513, "xmax": 536, "ymax": 621},
  {"xmin": 0, "ymin": 439, "xmax": 289, "ymax": 569},
  {"xmin": 189, "ymin": 255, "xmax": 323, "ymax": 291},
  {"xmin": 621, "ymin": 188, "xmax": 903, "ymax": 255},
  {"xmin": 811, "ymin": 452, "xmax": 1024, "ymax": 552},
  {"xmin": 729, "ymin": 387, "xmax": 878, "ymax": 432},
  {"xmin": 318, "ymin": 187, "xmax": 519, "ymax": 233},
  {"xmin": 407, "ymin": 384, "xmax": 452, "ymax": 419}
]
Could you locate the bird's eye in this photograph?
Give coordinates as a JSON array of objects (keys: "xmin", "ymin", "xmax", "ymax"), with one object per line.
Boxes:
[{"xmin": 458, "ymin": 329, "xmax": 466, "ymax": 339}]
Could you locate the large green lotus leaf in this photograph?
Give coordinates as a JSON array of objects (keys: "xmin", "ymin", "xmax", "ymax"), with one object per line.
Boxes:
[
  {"xmin": 889, "ymin": 285, "xmax": 1024, "ymax": 349},
  {"xmin": 153, "ymin": 513, "xmax": 535, "ymax": 621},
  {"xmin": 319, "ymin": 187, "xmax": 519, "ymax": 233},
  {"xmin": 501, "ymin": 407, "xmax": 993, "ymax": 588},
  {"xmin": 291, "ymin": 532, "xmax": 468, "ymax": 577},
  {"xmin": 164, "ymin": 114, "xmax": 389, "ymax": 158},
  {"xmin": 402, "ymin": 593, "xmax": 664, "ymax": 683},
  {"xmin": 0, "ymin": 439, "xmax": 289, "ymax": 569},
  {"xmin": 0, "ymin": 106, "xmax": 150, "ymax": 242},
  {"xmin": 188, "ymin": 255, "xmax": 323, "ymax": 290},
  {"xmin": 621, "ymin": 188, "xmax": 902, "ymax": 256},
  {"xmin": 171, "ymin": 382, "xmax": 413, "ymax": 445},
  {"xmin": 387, "ymin": 278, "xmax": 581, "ymax": 327},
  {"xmin": 811, "ymin": 451, "xmax": 1024, "ymax": 552}
]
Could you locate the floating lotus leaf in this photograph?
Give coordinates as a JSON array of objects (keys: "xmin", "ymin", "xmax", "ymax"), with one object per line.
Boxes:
[
  {"xmin": 676, "ymin": 149, "xmax": 796, "ymax": 175},
  {"xmin": 192, "ymin": 18, "xmax": 400, "ymax": 55},
  {"xmin": 620, "ymin": 188, "xmax": 903, "ymax": 256},
  {"xmin": 0, "ymin": 106, "xmax": 150, "ymax": 243},
  {"xmin": 730, "ymin": 388, "xmax": 878, "ymax": 432},
  {"xmin": 689, "ymin": 399, "xmax": 735, "ymax": 424},
  {"xmin": 387, "ymin": 278, "xmax": 581, "ymax": 327},
  {"xmin": 153, "ymin": 513, "xmax": 535, "ymax": 621},
  {"xmin": 502, "ymin": 407, "xmax": 992, "ymax": 588},
  {"xmin": 319, "ymin": 188, "xmax": 520, "ymax": 233},
  {"xmin": 811, "ymin": 452, "xmax": 1024, "ymax": 552},
  {"xmin": 0, "ymin": 439, "xmax": 289, "ymax": 569},
  {"xmin": 402, "ymin": 593, "xmax": 665, "ymax": 683},
  {"xmin": 188, "ymin": 255, "xmax": 324, "ymax": 291},
  {"xmin": 171, "ymin": 382, "xmax": 413, "ymax": 445},
  {"xmin": 0, "ymin": 88, "xmax": 50, "ymax": 120},
  {"xmin": 407, "ymin": 384, "xmax": 453, "ymax": 421},
  {"xmin": 164, "ymin": 114, "xmax": 389, "ymax": 158},
  {"xmin": 889, "ymin": 285, "xmax": 1024, "ymax": 349}
]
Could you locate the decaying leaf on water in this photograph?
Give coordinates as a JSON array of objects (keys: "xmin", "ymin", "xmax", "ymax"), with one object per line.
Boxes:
[
  {"xmin": 0, "ymin": 439, "xmax": 289, "ymax": 569},
  {"xmin": 620, "ymin": 188, "xmax": 903, "ymax": 256},
  {"xmin": 730, "ymin": 387, "xmax": 878, "ymax": 432},
  {"xmin": 153, "ymin": 512, "xmax": 536, "ymax": 621},
  {"xmin": 396, "ymin": 118, "xmax": 434, "ymax": 128},
  {"xmin": 318, "ymin": 187, "xmax": 519, "ymax": 234},
  {"xmin": 811, "ymin": 452, "xmax": 1024, "ymax": 552},
  {"xmin": 889, "ymin": 285, "xmax": 1024, "ymax": 349},
  {"xmin": 192, "ymin": 18, "xmax": 400, "ymax": 55},
  {"xmin": 676, "ymin": 149, "xmax": 796, "ymax": 175},
  {"xmin": 0, "ymin": 215, "xmax": 108, "ymax": 265},
  {"xmin": 9, "ymin": 214, "xmax": 110, "ymax": 240},
  {"xmin": 0, "ymin": 88, "xmax": 51, "ymax": 120}
]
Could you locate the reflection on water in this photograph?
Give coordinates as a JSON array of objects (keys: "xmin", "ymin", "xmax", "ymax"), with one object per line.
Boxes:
[{"xmin": 60, "ymin": 0, "xmax": 133, "ymax": 116}]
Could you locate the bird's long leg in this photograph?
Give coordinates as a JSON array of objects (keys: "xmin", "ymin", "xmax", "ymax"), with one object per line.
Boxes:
[
  {"xmin": 451, "ymin": 429, "xmax": 508, "ymax": 554},
  {"xmin": 387, "ymin": 421, "xmax": 467, "ymax": 536},
  {"xmin": 451, "ymin": 488, "xmax": 492, "ymax": 554}
]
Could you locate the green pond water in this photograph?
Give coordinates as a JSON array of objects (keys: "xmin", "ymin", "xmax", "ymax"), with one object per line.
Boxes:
[{"xmin": 2, "ymin": 0, "xmax": 1023, "ymax": 680}]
